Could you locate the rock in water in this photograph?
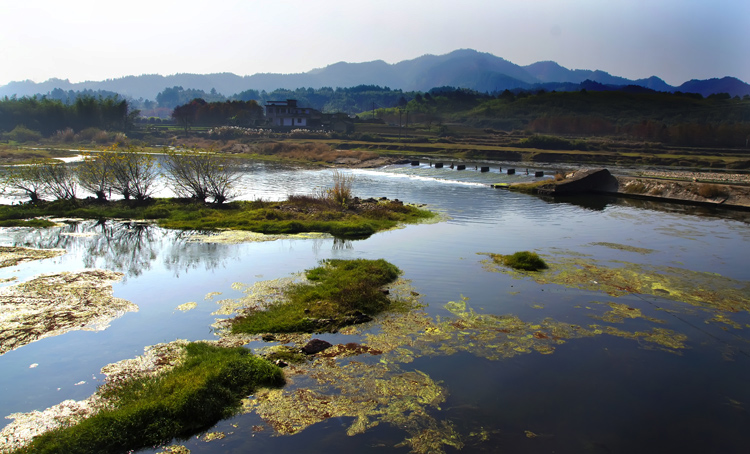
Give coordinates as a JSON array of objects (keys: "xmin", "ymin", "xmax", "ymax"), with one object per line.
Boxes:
[{"xmin": 301, "ymin": 339, "xmax": 333, "ymax": 355}]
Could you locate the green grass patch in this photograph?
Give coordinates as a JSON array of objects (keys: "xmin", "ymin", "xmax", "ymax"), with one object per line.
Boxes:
[
  {"xmin": 0, "ymin": 198, "xmax": 435, "ymax": 240},
  {"xmin": 14, "ymin": 342, "xmax": 283, "ymax": 454},
  {"xmin": 263, "ymin": 345, "xmax": 308, "ymax": 364},
  {"xmin": 231, "ymin": 259, "xmax": 401, "ymax": 334},
  {"xmin": 492, "ymin": 251, "xmax": 548, "ymax": 271},
  {"xmin": 0, "ymin": 218, "xmax": 57, "ymax": 228}
]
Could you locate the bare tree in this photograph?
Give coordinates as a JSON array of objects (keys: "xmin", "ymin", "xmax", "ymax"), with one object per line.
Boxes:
[
  {"xmin": 77, "ymin": 151, "xmax": 115, "ymax": 201},
  {"xmin": 2, "ymin": 160, "xmax": 77, "ymax": 202},
  {"xmin": 2, "ymin": 161, "xmax": 48, "ymax": 203},
  {"xmin": 40, "ymin": 162, "xmax": 78, "ymax": 200},
  {"xmin": 108, "ymin": 147, "xmax": 159, "ymax": 202},
  {"xmin": 162, "ymin": 149, "xmax": 242, "ymax": 204}
]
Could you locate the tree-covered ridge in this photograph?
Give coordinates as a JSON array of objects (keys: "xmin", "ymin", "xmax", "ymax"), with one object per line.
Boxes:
[{"xmin": 379, "ymin": 87, "xmax": 750, "ymax": 147}]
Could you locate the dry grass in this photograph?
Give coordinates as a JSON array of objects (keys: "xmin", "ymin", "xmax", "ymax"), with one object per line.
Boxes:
[
  {"xmin": 623, "ymin": 181, "xmax": 648, "ymax": 194},
  {"xmin": 256, "ymin": 142, "xmax": 376, "ymax": 163},
  {"xmin": 696, "ymin": 183, "xmax": 728, "ymax": 199}
]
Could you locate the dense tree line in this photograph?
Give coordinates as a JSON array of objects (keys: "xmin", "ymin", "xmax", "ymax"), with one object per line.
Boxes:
[
  {"xmin": 0, "ymin": 95, "xmax": 137, "ymax": 136},
  {"xmin": 171, "ymin": 99, "xmax": 264, "ymax": 132},
  {"xmin": 162, "ymin": 85, "xmax": 420, "ymax": 114},
  {"xmin": 156, "ymin": 86, "xmax": 226, "ymax": 109}
]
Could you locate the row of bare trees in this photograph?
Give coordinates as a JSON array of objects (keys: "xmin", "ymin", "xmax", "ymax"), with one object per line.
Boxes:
[{"xmin": 1, "ymin": 148, "xmax": 243, "ymax": 205}]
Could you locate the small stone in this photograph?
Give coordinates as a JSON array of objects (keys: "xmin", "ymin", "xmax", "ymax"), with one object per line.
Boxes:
[{"xmin": 301, "ymin": 339, "xmax": 333, "ymax": 355}]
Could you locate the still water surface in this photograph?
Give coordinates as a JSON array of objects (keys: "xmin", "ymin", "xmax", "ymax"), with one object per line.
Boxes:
[{"xmin": 2, "ymin": 162, "xmax": 750, "ymax": 453}]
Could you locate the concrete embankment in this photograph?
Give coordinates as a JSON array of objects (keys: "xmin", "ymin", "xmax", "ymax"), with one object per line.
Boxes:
[{"xmin": 535, "ymin": 168, "xmax": 750, "ymax": 210}]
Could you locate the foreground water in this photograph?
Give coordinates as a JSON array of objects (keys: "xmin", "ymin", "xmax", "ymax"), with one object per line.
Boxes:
[{"xmin": 2, "ymin": 162, "xmax": 750, "ymax": 453}]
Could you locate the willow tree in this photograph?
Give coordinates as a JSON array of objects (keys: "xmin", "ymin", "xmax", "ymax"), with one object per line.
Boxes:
[
  {"xmin": 77, "ymin": 151, "xmax": 115, "ymax": 201},
  {"xmin": 40, "ymin": 161, "xmax": 78, "ymax": 200},
  {"xmin": 1, "ymin": 161, "xmax": 48, "ymax": 203},
  {"xmin": 108, "ymin": 147, "xmax": 159, "ymax": 202},
  {"xmin": 162, "ymin": 148, "xmax": 242, "ymax": 204},
  {"xmin": 2, "ymin": 159, "xmax": 77, "ymax": 202}
]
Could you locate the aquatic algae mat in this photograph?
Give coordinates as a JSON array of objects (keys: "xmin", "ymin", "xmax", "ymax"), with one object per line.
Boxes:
[
  {"xmin": 0, "ymin": 340, "xmax": 188, "ymax": 452},
  {"xmin": 0, "ymin": 246, "xmax": 65, "ymax": 269},
  {"xmin": 481, "ymin": 251, "xmax": 750, "ymax": 315},
  {"xmin": 0, "ymin": 269, "xmax": 137, "ymax": 355},
  {"xmin": 188, "ymin": 230, "xmax": 331, "ymax": 244},
  {"xmin": 244, "ymin": 363, "xmax": 463, "ymax": 453},
  {"xmin": 231, "ymin": 280, "xmax": 688, "ymax": 453}
]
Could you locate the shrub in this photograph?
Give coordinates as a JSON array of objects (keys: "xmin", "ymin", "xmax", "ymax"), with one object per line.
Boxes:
[
  {"xmin": 77, "ymin": 127, "xmax": 104, "ymax": 141},
  {"xmin": 52, "ymin": 128, "xmax": 76, "ymax": 143},
  {"xmin": 328, "ymin": 169, "xmax": 354, "ymax": 207},
  {"xmin": 93, "ymin": 130, "xmax": 110, "ymax": 144},
  {"xmin": 697, "ymin": 183, "xmax": 727, "ymax": 198},
  {"xmin": 112, "ymin": 132, "xmax": 128, "ymax": 144},
  {"xmin": 6, "ymin": 125, "xmax": 42, "ymax": 143},
  {"xmin": 496, "ymin": 251, "xmax": 548, "ymax": 271},
  {"xmin": 517, "ymin": 135, "xmax": 575, "ymax": 150}
]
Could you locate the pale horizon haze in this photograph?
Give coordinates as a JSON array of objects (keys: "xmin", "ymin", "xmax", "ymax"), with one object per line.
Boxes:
[{"xmin": 1, "ymin": 0, "xmax": 748, "ymax": 88}]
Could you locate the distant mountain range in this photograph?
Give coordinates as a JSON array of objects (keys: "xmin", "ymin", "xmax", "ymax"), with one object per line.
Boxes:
[{"xmin": 2, "ymin": 49, "xmax": 749, "ymax": 100}]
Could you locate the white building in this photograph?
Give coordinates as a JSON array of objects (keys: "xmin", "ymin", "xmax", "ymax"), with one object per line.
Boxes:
[{"xmin": 265, "ymin": 99, "xmax": 320, "ymax": 127}]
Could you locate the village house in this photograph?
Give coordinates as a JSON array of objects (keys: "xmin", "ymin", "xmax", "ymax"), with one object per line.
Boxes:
[{"xmin": 265, "ymin": 99, "xmax": 321, "ymax": 128}]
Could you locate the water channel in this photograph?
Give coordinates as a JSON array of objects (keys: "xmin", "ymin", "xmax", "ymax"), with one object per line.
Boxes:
[{"xmin": 1, "ymin": 161, "xmax": 750, "ymax": 453}]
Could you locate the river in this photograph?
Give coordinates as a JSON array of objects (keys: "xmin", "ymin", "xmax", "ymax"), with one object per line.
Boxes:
[{"xmin": 1, "ymin": 161, "xmax": 749, "ymax": 453}]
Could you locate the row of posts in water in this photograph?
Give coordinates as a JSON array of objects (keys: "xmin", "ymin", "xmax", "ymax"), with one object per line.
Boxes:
[{"xmin": 411, "ymin": 161, "xmax": 544, "ymax": 177}]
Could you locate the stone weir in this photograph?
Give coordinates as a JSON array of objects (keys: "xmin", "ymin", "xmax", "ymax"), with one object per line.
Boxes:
[{"xmin": 536, "ymin": 168, "xmax": 750, "ymax": 210}]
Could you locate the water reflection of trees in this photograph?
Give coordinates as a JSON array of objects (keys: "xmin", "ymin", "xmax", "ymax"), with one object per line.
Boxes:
[
  {"xmin": 162, "ymin": 231, "xmax": 234, "ymax": 278},
  {"xmin": 310, "ymin": 237, "xmax": 353, "ymax": 253},
  {"xmin": 81, "ymin": 221, "xmax": 158, "ymax": 278},
  {"xmin": 7, "ymin": 220, "xmax": 356, "ymax": 278},
  {"xmin": 333, "ymin": 238, "xmax": 353, "ymax": 250},
  {"xmin": 7, "ymin": 221, "xmax": 234, "ymax": 279}
]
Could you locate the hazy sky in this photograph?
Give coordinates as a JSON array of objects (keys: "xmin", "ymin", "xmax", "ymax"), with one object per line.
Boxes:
[{"xmin": 1, "ymin": 0, "xmax": 748, "ymax": 87}]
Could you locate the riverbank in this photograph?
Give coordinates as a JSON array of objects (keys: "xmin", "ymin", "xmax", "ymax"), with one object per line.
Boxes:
[{"xmin": 521, "ymin": 168, "xmax": 750, "ymax": 211}]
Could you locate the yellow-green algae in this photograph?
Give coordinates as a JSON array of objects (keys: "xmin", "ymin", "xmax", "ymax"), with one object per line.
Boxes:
[
  {"xmin": 0, "ymin": 270, "xmax": 137, "ymax": 355},
  {"xmin": 212, "ymin": 276, "xmax": 302, "ymax": 318},
  {"xmin": 176, "ymin": 302, "xmax": 198, "ymax": 312},
  {"xmin": 242, "ymin": 362, "xmax": 463, "ymax": 454},
  {"xmin": 0, "ymin": 246, "xmax": 65, "ymax": 268},
  {"xmin": 363, "ymin": 296, "xmax": 687, "ymax": 360},
  {"xmin": 588, "ymin": 242, "xmax": 656, "ymax": 255},
  {"xmin": 201, "ymin": 432, "xmax": 226, "ymax": 442},
  {"xmin": 592, "ymin": 326, "xmax": 689, "ymax": 351},
  {"xmin": 188, "ymin": 230, "xmax": 331, "ymax": 244},
  {"xmin": 481, "ymin": 253, "xmax": 750, "ymax": 315},
  {"xmin": 228, "ymin": 277, "xmax": 689, "ymax": 453},
  {"xmin": 589, "ymin": 301, "xmax": 665, "ymax": 324},
  {"xmin": 156, "ymin": 446, "xmax": 190, "ymax": 454}
]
